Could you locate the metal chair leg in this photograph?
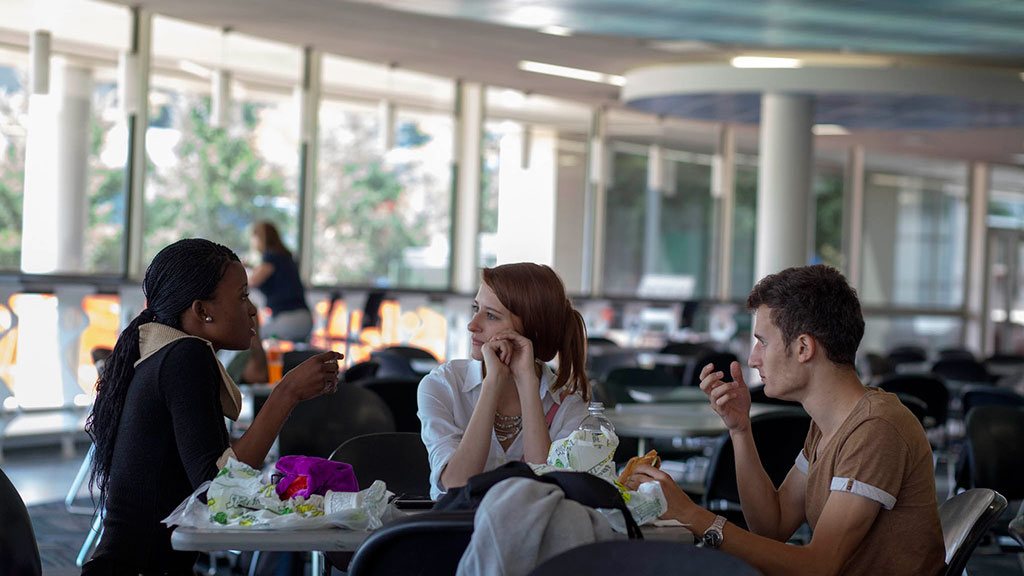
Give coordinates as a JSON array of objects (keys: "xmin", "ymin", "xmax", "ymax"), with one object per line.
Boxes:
[
  {"xmin": 76, "ymin": 510, "xmax": 103, "ymax": 567},
  {"xmin": 66, "ymin": 444, "xmax": 95, "ymax": 514}
]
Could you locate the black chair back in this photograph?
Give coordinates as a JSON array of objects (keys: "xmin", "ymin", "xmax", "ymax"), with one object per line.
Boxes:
[
  {"xmin": 938, "ymin": 489, "xmax": 1008, "ymax": 576},
  {"xmin": 659, "ymin": 341, "xmax": 713, "ymax": 357},
  {"xmin": 347, "ymin": 511, "xmax": 476, "ymax": 576},
  {"xmin": 1010, "ymin": 501, "xmax": 1024, "ymax": 549},
  {"xmin": 937, "ymin": 348, "xmax": 976, "ymax": 361},
  {"xmin": 893, "ymin": 393, "xmax": 929, "ymax": 428},
  {"xmin": 961, "ymin": 385, "xmax": 1024, "ymax": 417},
  {"xmin": 683, "ymin": 351, "xmax": 739, "ymax": 388},
  {"xmin": 527, "ymin": 540, "xmax": 760, "ymax": 576},
  {"xmin": 0, "ymin": 468, "xmax": 41, "ymax": 576},
  {"xmin": 887, "ymin": 345, "xmax": 928, "ymax": 366},
  {"xmin": 703, "ymin": 409, "xmax": 811, "ymax": 527},
  {"xmin": 277, "ymin": 383, "xmax": 396, "ymax": 458},
  {"xmin": 357, "ymin": 377, "xmax": 422, "ymax": 433},
  {"xmin": 342, "ymin": 361, "xmax": 380, "ymax": 383},
  {"xmin": 586, "ymin": 336, "xmax": 618, "ymax": 348},
  {"xmin": 329, "ymin": 432, "xmax": 430, "ymax": 497},
  {"xmin": 371, "ymin": 350, "xmax": 421, "ymax": 379},
  {"xmin": 931, "ymin": 358, "xmax": 994, "ymax": 385},
  {"xmin": 601, "ymin": 367, "xmax": 678, "ymax": 407},
  {"xmin": 962, "ymin": 405, "xmax": 1024, "ymax": 500},
  {"xmin": 586, "ymin": 350, "xmax": 637, "ymax": 383},
  {"xmin": 875, "ymin": 373, "xmax": 949, "ymax": 429},
  {"xmin": 282, "ymin": 348, "xmax": 327, "ymax": 374},
  {"xmin": 985, "ymin": 353, "xmax": 1024, "ymax": 378},
  {"xmin": 385, "ymin": 345, "xmax": 438, "ymax": 362},
  {"xmin": 862, "ymin": 352, "xmax": 896, "ymax": 380}
]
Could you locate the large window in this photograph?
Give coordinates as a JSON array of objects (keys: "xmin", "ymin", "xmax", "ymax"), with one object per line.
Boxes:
[
  {"xmin": 731, "ymin": 162, "xmax": 758, "ymax": 299},
  {"xmin": 813, "ymin": 163, "xmax": 845, "ymax": 269},
  {"xmin": 145, "ymin": 17, "xmax": 301, "ymax": 263},
  {"xmin": 0, "ymin": 54, "xmax": 27, "ymax": 271},
  {"xmin": 860, "ymin": 154, "xmax": 968, "ymax": 308},
  {"xmin": 603, "ymin": 149, "xmax": 646, "ymax": 295}
]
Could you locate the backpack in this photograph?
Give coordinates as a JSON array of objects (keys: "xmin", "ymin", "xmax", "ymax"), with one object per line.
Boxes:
[{"xmin": 433, "ymin": 461, "xmax": 643, "ymax": 539}]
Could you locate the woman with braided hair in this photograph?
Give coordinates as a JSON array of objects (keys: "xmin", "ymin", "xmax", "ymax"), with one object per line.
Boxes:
[
  {"xmin": 83, "ymin": 239, "xmax": 342, "ymax": 575},
  {"xmin": 418, "ymin": 263, "xmax": 591, "ymax": 500}
]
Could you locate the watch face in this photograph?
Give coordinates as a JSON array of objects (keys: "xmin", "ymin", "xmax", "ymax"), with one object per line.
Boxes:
[{"xmin": 703, "ymin": 531, "xmax": 723, "ymax": 548}]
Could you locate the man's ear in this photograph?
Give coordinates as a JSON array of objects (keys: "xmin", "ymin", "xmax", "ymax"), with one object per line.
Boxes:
[{"xmin": 796, "ymin": 334, "xmax": 816, "ymax": 363}]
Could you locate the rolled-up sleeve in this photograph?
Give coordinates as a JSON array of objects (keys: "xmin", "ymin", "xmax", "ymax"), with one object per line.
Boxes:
[{"xmin": 417, "ymin": 367, "xmax": 463, "ymax": 500}]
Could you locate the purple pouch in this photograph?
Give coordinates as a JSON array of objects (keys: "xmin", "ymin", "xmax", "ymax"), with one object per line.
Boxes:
[{"xmin": 275, "ymin": 455, "xmax": 358, "ymax": 499}]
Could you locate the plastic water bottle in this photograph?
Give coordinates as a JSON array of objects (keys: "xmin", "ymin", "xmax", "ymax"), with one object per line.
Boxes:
[{"xmin": 578, "ymin": 401, "xmax": 616, "ymax": 444}]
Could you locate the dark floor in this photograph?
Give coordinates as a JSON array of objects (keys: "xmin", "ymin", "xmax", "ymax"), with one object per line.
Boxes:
[{"xmin": 7, "ymin": 444, "xmax": 1024, "ymax": 576}]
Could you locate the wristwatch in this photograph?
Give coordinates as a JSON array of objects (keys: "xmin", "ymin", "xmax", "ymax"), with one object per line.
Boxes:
[{"xmin": 701, "ymin": 515, "xmax": 727, "ymax": 549}]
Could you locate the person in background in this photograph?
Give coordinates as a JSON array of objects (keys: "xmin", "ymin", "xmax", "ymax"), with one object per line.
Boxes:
[
  {"xmin": 249, "ymin": 221, "xmax": 313, "ymax": 342},
  {"xmin": 624, "ymin": 265, "xmax": 944, "ymax": 576},
  {"xmin": 418, "ymin": 263, "xmax": 590, "ymax": 500},
  {"xmin": 83, "ymin": 238, "xmax": 342, "ymax": 575}
]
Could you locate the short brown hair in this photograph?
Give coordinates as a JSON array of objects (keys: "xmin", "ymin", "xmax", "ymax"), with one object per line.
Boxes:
[
  {"xmin": 482, "ymin": 263, "xmax": 589, "ymax": 400},
  {"xmin": 747, "ymin": 264, "xmax": 863, "ymax": 366}
]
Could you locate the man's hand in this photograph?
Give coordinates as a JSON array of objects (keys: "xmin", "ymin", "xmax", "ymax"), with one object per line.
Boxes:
[
  {"xmin": 700, "ymin": 361, "xmax": 752, "ymax": 433},
  {"xmin": 625, "ymin": 463, "xmax": 698, "ymax": 523}
]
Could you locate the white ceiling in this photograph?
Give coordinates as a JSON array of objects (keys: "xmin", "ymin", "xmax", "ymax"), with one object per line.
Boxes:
[{"xmin": 94, "ymin": 0, "xmax": 1024, "ymax": 165}]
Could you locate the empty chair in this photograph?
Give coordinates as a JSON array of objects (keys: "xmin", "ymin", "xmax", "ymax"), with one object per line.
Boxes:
[
  {"xmin": 277, "ymin": 383, "xmax": 396, "ymax": 458},
  {"xmin": 938, "ymin": 489, "xmax": 1008, "ymax": 576},
  {"xmin": 357, "ymin": 377, "xmax": 421, "ymax": 433},
  {"xmin": 875, "ymin": 373, "xmax": 949, "ymax": 432},
  {"xmin": 957, "ymin": 406, "xmax": 1024, "ymax": 501},
  {"xmin": 341, "ymin": 360, "xmax": 380, "ymax": 383},
  {"xmin": 984, "ymin": 353, "xmax": 1024, "ymax": 378},
  {"xmin": 961, "ymin": 385, "xmax": 1024, "ymax": 417},
  {"xmin": 586, "ymin": 336, "xmax": 619, "ymax": 348},
  {"xmin": 370, "ymin": 350, "xmax": 422, "ymax": 379},
  {"xmin": 601, "ymin": 367, "xmax": 678, "ymax": 407},
  {"xmin": 528, "ymin": 540, "xmax": 760, "ymax": 576},
  {"xmin": 329, "ymin": 432, "xmax": 430, "ymax": 497},
  {"xmin": 586, "ymin": 349, "xmax": 638, "ymax": 383},
  {"xmin": 683, "ymin": 350, "xmax": 739, "ymax": 388},
  {"xmin": 347, "ymin": 511, "xmax": 476, "ymax": 576},
  {"xmin": 384, "ymin": 345, "xmax": 438, "ymax": 362},
  {"xmin": 703, "ymin": 409, "xmax": 811, "ymax": 529},
  {"xmin": 887, "ymin": 344, "xmax": 928, "ymax": 366},
  {"xmin": 659, "ymin": 341, "xmax": 713, "ymax": 358},
  {"xmin": 937, "ymin": 347, "xmax": 976, "ymax": 361},
  {"xmin": 893, "ymin": 393, "xmax": 930, "ymax": 428},
  {"xmin": 1010, "ymin": 502, "xmax": 1024, "ymax": 548},
  {"xmin": 861, "ymin": 351, "xmax": 896, "ymax": 381},
  {"xmin": 0, "ymin": 467, "xmax": 42, "ymax": 576},
  {"xmin": 931, "ymin": 358, "xmax": 995, "ymax": 385}
]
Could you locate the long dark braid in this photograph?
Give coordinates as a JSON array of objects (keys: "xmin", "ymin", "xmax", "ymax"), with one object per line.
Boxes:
[{"xmin": 86, "ymin": 239, "xmax": 239, "ymax": 510}]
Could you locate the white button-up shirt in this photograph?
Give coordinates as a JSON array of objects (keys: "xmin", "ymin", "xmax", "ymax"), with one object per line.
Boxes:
[{"xmin": 417, "ymin": 359, "xmax": 588, "ymax": 500}]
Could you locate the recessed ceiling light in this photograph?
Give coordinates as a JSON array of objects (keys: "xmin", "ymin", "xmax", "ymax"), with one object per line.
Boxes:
[
  {"xmin": 730, "ymin": 56, "xmax": 802, "ymax": 69},
  {"xmin": 539, "ymin": 25, "xmax": 572, "ymax": 37},
  {"xmin": 812, "ymin": 124, "xmax": 850, "ymax": 136},
  {"xmin": 518, "ymin": 60, "xmax": 625, "ymax": 86}
]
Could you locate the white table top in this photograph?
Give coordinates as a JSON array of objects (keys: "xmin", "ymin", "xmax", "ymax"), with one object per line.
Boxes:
[{"xmin": 608, "ymin": 403, "xmax": 794, "ymax": 439}]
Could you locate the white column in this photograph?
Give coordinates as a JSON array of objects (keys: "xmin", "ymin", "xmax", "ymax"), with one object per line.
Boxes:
[
  {"xmin": 296, "ymin": 47, "xmax": 321, "ymax": 282},
  {"xmin": 844, "ymin": 145, "xmax": 865, "ymax": 286},
  {"xmin": 755, "ymin": 93, "xmax": 814, "ymax": 280},
  {"xmin": 450, "ymin": 80, "xmax": 484, "ymax": 293},
  {"xmin": 581, "ymin": 107, "xmax": 608, "ymax": 295},
  {"xmin": 126, "ymin": 8, "xmax": 152, "ymax": 278},
  {"xmin": 210, "ymin": 69, "xmax": 232, "ymax": 129},
  {"xmin": 644, "ymin": 144, "xmax": 663, "ymax": 275},
  {"xmin": 377, "ymin": 100, "xmax": 396, "ymax": 153},
  {"xmin": 29, "ymin": 30, "xmax": 50, "ymax": 95},
  {"xmin": 552, "ymin": 139, "xmax": 587, "ymax": 292},
  {"xmin": 965, "ymin": 163, "xmax": 989, "ymax": 354},
  {"xmin": 21, "ymin": 59, "xmax": 93, "ymax": 274},
  {"xmin": 496, "ymin": 128, "xmax": 557, "ymax": 265}
]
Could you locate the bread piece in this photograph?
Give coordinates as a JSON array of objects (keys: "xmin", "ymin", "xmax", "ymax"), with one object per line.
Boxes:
[{"xmin": 617, "ymin": 449, "xmax": 661, "ymax": 484}]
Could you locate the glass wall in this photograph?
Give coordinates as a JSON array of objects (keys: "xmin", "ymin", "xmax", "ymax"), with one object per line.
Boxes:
[
  {"xmin": 860, "ymin": 154, "xmax": 968, "ymax": 308},
  {"xmin": 145, "ymin": 17, "xmax": 301, "ymax": 264},
  {"xmin": 0, "ymin": 51, "xmax": 28, "ymax": 271},
  {"xmin": 731, "ymin": 162, "xmax": 758, "ymax": 299},
  {"xmin": 603, "ymin": 148, "xmax": 646, "ymax": 295}
]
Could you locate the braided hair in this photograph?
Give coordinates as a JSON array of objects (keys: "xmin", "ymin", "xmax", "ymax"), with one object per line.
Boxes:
[{"xmin": 86, "ymin": 239, "xmax": 239, "ymax": 510}]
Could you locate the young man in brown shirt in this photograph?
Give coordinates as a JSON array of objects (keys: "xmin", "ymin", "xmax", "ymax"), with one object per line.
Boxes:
[{"xmin": 625, "ymin": 265, "xmax": 945, "ymax": 576}]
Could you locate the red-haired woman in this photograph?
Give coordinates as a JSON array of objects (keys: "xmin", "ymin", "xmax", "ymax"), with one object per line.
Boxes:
[
  {"xmin": 249, "ymin": 221, "xmax": 313, "ymax": 341},
  {"xmin": 418, "ymin": 263, "xmax": 590, "ymax": 500}
]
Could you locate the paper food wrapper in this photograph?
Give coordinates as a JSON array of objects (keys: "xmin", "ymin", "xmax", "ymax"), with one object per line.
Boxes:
[
  {"xmin": 543, "ymin": 427, "xmax": 620, "ymax": 482},
  {"xmin": 163, "ymin": 458, "xmax": 393, "ymax": 531},
  {"xmin": 532, "ymin": 428, "xmax": 667, "ymax": 529}
]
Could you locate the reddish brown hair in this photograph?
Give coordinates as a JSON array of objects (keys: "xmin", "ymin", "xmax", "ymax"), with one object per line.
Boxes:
[
  {"xmin": 482, "ymin": 263, "xmax": 589, "ymax": 400},
  {"xmin": 252, "ymin": 221, "xmax": 291, "ymax": 259}
]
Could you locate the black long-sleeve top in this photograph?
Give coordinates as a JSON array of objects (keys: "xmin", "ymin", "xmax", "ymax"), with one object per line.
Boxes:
[{"xmin": 88, "ymin": 338, "xmax": 229, "ymax": 574}]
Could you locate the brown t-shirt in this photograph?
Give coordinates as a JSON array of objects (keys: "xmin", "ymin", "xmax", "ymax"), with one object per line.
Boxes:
[{"xmin": 799, "ymin": 388, "xmax": 945, "ymax": 576}]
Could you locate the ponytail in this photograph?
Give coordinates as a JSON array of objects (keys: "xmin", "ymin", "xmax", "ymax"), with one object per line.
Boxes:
[
  {"xmin": 554, "ymin": 305, "xmax": 590, "ymax": 401},
  {"xmin": 86, "ymin": 310, "xmax": 154, "ymax": 509}
]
